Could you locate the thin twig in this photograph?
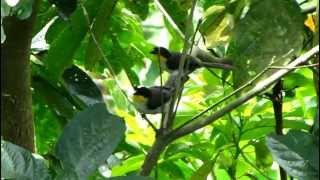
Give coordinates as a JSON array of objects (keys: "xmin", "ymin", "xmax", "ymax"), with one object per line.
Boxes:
[
  {"xmin": 172, "ymin": 19, "xmax": 202, "ymax": 124},
  {"xmin": 269, "ymin": 63, "xmax": 318, "ymax": 69},
  {"xmin": 157, "ymin": 48, "xmax": 165, "ymax": 133},
  {"xmin": 142, "ymin": 114, "xmax": 158, "ymax": 134},
  {"xmin": 163, "ymin": 0, "xmax": 198, "ymax": 131}
]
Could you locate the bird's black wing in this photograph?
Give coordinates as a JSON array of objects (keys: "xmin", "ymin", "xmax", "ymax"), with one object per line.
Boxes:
[
  {"xmin": 186, "ymin": 55, "xmax": 201, "ymax": 71},
  {"xmin": 147, "ymin": 87, "xmax": 172, "ymax": 109},
  {"xmin": 166, "ymin": 53, "xmax": 181, "ymax": 71},
  {"xmin": 167, "ymin": 53, "xmax": 200, "ymax": 72}
]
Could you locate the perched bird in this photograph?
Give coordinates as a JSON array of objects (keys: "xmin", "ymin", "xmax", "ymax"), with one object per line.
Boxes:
[
  {"xmin": 132, "ymin": 86, "xmax": 173, "ymax": 114},
  {"xmin": 150, "ymin": 47, "xmax": 201, "ymax": 74}
]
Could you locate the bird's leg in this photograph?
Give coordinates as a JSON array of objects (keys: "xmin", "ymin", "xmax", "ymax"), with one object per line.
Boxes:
[{"xmin": 141, "ymin": 114, "xmax": 159, "ymax": 134}]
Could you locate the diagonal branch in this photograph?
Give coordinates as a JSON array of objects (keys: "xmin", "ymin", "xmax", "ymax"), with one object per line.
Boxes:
[{"xmin": 169, "ymin": 45, "xmax": 319, "ymax": 140}]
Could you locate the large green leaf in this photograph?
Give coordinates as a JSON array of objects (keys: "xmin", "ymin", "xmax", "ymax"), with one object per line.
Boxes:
[
  {"xmin": 44, "ymin": 0, "xmax": 105, "ymax": 80},
  {"xmin": 227, "ymin": 0, "xmax": 304, "ymax": 90},
  {"xmin": 266, "ymin": 130, "xmax": 319, "ymax": 179},
  {"xmin": 158, "ymin": 0, "xmax": 193, "ymax": 32},
  {"xmin": 84, "ymin": 0, "xmax": 117, "ymax": 71},
  {"xmin": 32, "ymin": 76, "xmax": 77, "ymax": 123},
  {"xmin": 48, "ymin": 0, "xmax": 77, "ymax": 19},
  {"xmin": 55, "ymin": 103, "xmax": 126, "ymax": 179},
  {"xmin": 200, "ymin": 0, "xmax": 248, "ymax": 49},
  {"xmin": 123, "ymin": 0, "xmax": 150, "ymax": 20},
  {"xmin": 62, "ymin": 65, "xmax": 104, "ymax": 106},
  {"xmin": 1, "ymin": 140, "xmax": 51, "ymax": 180}
]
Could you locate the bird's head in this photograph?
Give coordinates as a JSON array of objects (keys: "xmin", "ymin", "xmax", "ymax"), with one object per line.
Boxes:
[
  {"xmin": 132, "ymin": 86, "xmax": 151, "ymax": 104},
  {"xmin": 150, "ymin": 47, "xmax": 171, "ymax": 62}
]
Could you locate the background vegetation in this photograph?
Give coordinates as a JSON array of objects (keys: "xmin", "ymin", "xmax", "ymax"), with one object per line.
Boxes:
[{"xmin": 1, "ymin": 0, "xmax": 319, "ymax": 179}]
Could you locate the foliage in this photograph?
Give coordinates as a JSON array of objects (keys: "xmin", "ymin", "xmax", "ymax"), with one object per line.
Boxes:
[
  {"xmin": 267, "ymin": 130, "xmax": 319, "ymax": 179},
  {"xmin": 1, "ymin": 0, "xmax": 319, "ymax": 179}
]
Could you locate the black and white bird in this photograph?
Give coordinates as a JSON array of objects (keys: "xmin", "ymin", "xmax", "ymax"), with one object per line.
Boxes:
[
  {"xmin": 150, "ymin": 46, "xmax": 201, "ymax": 74},
  {"xmin": 132, "ymin": 86, "xmax": 173, "ymax": 114}
]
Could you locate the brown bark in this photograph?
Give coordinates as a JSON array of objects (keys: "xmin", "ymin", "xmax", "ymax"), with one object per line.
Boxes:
[
  {"xmin": 139, "ymin": 135, "xmax": 171, "ymax": 176},
  {"xmin": 1, "ymin": 1, "xmax": 39, "ymax": 152}
]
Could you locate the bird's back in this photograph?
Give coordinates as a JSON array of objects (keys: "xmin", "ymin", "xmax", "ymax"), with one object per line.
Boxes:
[{"xmin": 147, "ymin": 86, "xmax": 172, "ymax": 110}]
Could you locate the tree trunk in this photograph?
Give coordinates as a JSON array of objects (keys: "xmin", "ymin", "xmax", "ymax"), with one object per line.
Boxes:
[{"xmin": 1, "ymin": 1, "xmax": 39, "ymax": 152}]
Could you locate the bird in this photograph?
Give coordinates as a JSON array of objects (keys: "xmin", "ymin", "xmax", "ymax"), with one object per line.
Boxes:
[
  {"xmin": 132, "ymin": 86, "xmax": 174, "ymax": 114},
  {"xmin": 150, "ymin": 46, "xmax": 201, "ymax": 74}
]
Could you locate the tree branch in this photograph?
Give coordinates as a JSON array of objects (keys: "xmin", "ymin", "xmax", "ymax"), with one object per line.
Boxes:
[
  {"xmin": 270, "ymin": 80, "xmax": 287, "ymax": 180},
  {"xmin": 162, "ymin": 0, "xmax": 198, "ymax": 132},
  {"xmin": 169, "ymin": 45, "xmax": 319, "ymax": 140}
]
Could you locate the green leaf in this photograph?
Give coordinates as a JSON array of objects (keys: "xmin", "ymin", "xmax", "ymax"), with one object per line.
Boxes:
[
  {"xmin": 62, "ymin": 65, "xmax": 104, "ymax": 106},
  {"xmin": 283, "ymin": 72, "xmax": 311, "ymax": 90},
  {"xmin": 253, "ymin": 139, "xmax": 273, "ymax": 168},
  {"xmin": 111, "ymin": 155, "xmax": 145, "ymax": 176},
  {"xmin": 109, "ymin": 38, "xmax": 140, "ymax": 86},
  {"xmin": 164, "ymin": 17, "xmax": 183, "ymax": 51},
  {"xmin": 123, "ymin": 0, "xmax": 150, "ymax": 20},
  {"xmin": 33, "ymin": 99, "xmax": 63, "ymax": 154},
  {"xmin": 44, "ymin": 0, "xmax": 104, "ymax": 80},
  {"xmin": 158, "ymin": 0, "xmax": 192, "ymax": 32},
  {"xmin": 158, "ymin": 161, "xmax": 185, "ymax": 179},
  {"xmin": 266, "ymin": 130, "xmax": 319, "ymax": 179},
  {"xmin": 10, "ymin": 0, "xmax": 34, "ymax": 20},
  {"xmin": 227, "ymin": 0, "xmax": 304, "ymax": 91},
  {"xmin": 84, "ymin": 0, "xmax": 117, "ymax": 71},
  {"xmin": 32, "ymin": 75, "xmax": 77, "ymax": 123},
  {"xmin": 190, "ymin": 160, "xmax": 214, "ymax": 180},
  {"xmin": 109, "ymin": 175, "xmax": 153, "ymax": 180},
  {"xmin": 164, "ymin": 142, "xmax": 212, "ymax": 161},
  {"xmin": 174, "ymin": 159, "xmax": 195, "ymax": 179},
  {"xmin": 55, "ymin": 103, "xmax": 126, "ymax": 179},
  {"xmin": 1, "ymin": 140, "xmax": 51, "ymax": 180},
  {"xmin": 48, "ymin": 0, "xmax": 77, "ymax": 19}
]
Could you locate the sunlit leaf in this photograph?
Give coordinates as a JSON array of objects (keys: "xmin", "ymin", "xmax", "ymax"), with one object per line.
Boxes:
[
  {"xmin": 190, "ymin": 160, "xmax": 214, "ymax": 180},
  {"xmin": 109, "ymin": 175, "xmax": 153, "ymax": 180},
  {"xmin": 111, "ymin": 155, "xmax": 145, "ymax": 176}
]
